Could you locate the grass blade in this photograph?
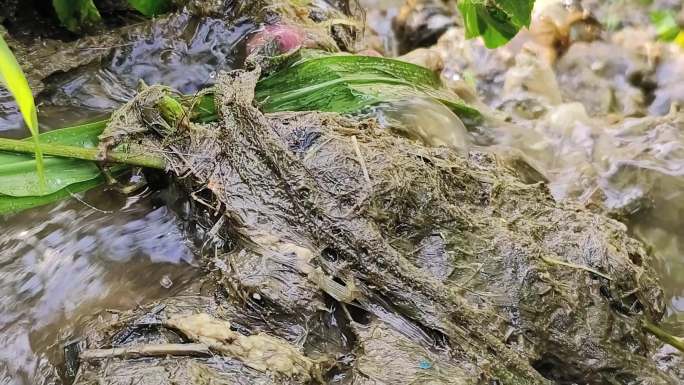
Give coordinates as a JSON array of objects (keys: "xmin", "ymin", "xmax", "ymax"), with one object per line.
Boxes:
[{"xmin": 0, "ymin": 34, "xmax": 46, "ymax": 192}]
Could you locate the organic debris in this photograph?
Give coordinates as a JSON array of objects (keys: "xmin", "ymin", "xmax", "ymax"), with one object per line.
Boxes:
[
  {"xmin": 72, "ymin": 67, "xmax": 678, "ymax": 384},
  {"xmin": 0, "ymin": 49, "xmax": 476, "ymax": 214},
  {"xmin": 166, "ymin": 313, "xmax": 320, "ymax": 380},
  {"xmin": 0, "ymin": 1, "xmax": 682, "ymax": 385}
]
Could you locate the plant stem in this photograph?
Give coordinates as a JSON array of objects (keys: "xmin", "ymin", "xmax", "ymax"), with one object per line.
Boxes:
[
  {"xmin": 643, "ymin": 319, "xmax": 684, "ymax": 352},
  {"xmin": 0, "ymin": 137, "xmax": 166, "ymax": 170}
]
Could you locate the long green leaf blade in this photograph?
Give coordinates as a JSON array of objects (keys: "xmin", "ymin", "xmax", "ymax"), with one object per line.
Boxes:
[
  {"xmin": 255, "ymin": 52, "xmax": 481, "ymax": 120},
  {"xmin": 0, "ymin": 34, "xmax": 46, "ymax": 191}
]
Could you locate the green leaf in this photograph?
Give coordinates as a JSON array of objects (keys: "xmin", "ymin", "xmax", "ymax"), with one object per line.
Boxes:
[
  {"xmin": 0, "ymin": 34, "xmax": 46, "ymax": 191},
  {"xmin": 0, "ymin": 177, "xmax": 105, "ymax": 215},
  {"xmin": 0, "ymin": 120, "xmax": 116, "ymax": 214},
  {"xmin": 127, "ymin": 0, "xmax": 172, "ymax": 17},
  {"xmin": 255, "ymin": 52, "xmax": 481, "ymax": 121},
  {"xmin": 52, "ymin": 0, "xmax": 102, "ymax": 33},
  {"xmin": 0, "ymin": 120, "xmax": 105, "ymax": 198},
  {"xmin": 650, "ymin": 10, "xmax": 681, "ymax": 42},
  {"xmin": 458, "ymin": 0, "xmax": 535, "ymax": 48},
  {"xmin": 493, "ymin": 0, "xmax": 534, "ymax": 28}
]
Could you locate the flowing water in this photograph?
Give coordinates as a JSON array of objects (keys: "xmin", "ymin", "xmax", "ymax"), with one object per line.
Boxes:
[
  {"xmin": 0, "ymin": 187, "xmax": 198, "ymax": 384},
  {"xmin": 1, "ymin": 1, "xmax": 684, "ymax": 384}
]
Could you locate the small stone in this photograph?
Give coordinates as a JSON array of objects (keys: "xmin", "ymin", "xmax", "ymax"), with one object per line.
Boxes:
[{"xmin": 160, "ymin": 275, "xmax": 173, "ymax": 289}]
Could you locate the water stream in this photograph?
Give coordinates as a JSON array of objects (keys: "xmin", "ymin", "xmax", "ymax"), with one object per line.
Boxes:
[
  {"xmin": 0, "ymin": 11, "xmax": 254, "ymax": 385},
  {"xmin": 0, "ymin": 188, "xmax": 198, "ymax": 384}
]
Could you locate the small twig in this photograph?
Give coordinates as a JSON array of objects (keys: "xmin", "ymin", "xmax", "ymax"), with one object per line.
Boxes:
[
  {"xmin": 207, "ymin": 215, "xmax": 226, "ymax": 242},
  {"xmin": 303, "ymin": 137, "xmax": 333, "ymax": 162},
  {"xmin": 67, "ymin": 188, "xmax": 114, "ymax": 214},
  {"xmin": 540, "ymin": 255, "xmax": 612, "ymax": 281},
  {"xmin": 351, "ymin": 136, "xmax": 371, "ymax": 187},
  {"xmin": 79, "ymin": 343, "xmax": 211, "ymax": 362}
]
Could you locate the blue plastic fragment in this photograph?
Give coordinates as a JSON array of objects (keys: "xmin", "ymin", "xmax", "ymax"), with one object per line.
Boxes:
[{"xmin": 418, "ymin": 359, "xmax": 432, "ymax": 369}]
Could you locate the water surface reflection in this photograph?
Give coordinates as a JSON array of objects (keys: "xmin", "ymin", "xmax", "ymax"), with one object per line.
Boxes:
[{"xmin": 0, "ymin": 188, "xmax": 198, "ymax": 385}]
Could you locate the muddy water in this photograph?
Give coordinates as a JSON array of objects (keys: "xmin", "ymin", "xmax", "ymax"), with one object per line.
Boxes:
[
  {"xmin": 0, "ymin": 188, "xmax": 198, "ymax": 385},
  {"xmin": 0, "ymin": 11, "xmax": 254, "ymax": 135},
  {"xmin": 0, "ymin": 12, "xmax": 254, "ymax": 385}
]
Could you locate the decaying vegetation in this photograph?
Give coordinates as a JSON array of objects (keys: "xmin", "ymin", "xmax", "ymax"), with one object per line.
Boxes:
[{"xmin": 66, "ymin": 66, "xmax": 679, "ymax": 383}]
